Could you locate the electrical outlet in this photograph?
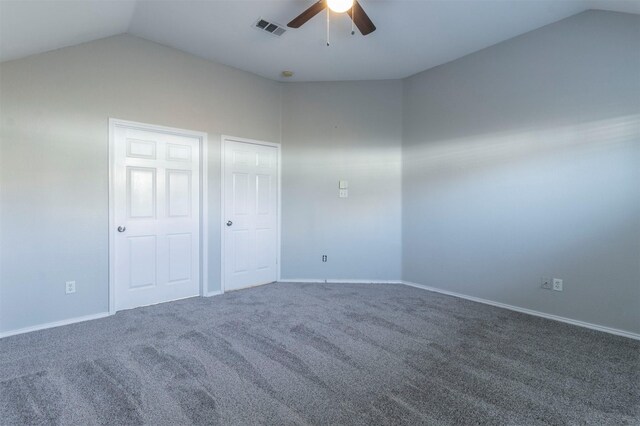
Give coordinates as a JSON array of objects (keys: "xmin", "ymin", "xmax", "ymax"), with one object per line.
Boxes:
[
  {"xmin": 541, "ymin": 277, "xmax": 552, "ymax": 290},
  {"xmin": 552, "ymin": 278, "xmax": 563, "ymax": 292},
  {"xmin": 322, "ymin": 255, "xmax": 327, "ymax": 262},
  {"xmin": 65, "ymin": 281, "xmax": 76, "ymax": 294}
]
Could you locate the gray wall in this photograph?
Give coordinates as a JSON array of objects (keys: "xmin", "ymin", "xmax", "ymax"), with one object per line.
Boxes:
[
  {"xmin": 2, "ymin": 10, "xmax": 638, "ymax": 337},
  {"xmin": 0, "ymin": 34, "xmax": 282, "ymax": 333},
  {"xmin": 281, "ymin": 81, "xmax": 402, "ymax": 281},
  {"xmin": 402, "ymin": 11, "xmax": 640, "ymax": 334}
]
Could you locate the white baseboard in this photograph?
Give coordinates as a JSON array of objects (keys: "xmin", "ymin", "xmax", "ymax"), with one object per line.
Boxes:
[
  {"xmin": 3, "ymin": 281, "xmax": 636, "ymax": 342},
  {"xmin": 278, "ymin": 278, "xmax": 639, "ymax": 341},
  {"xmin": 0, "ymin": 312, "xmax": 111, "ymax": 340},
  {"xmin": 401, "ymin": 281, "xmax": 640, "ymax": 341},
  {"xmin": 279, "ymin": 279, "xmax": 402, "ymax": 285},
  {"xmin": 1, "ymin": 291, "xmax": 225, "ymax": 338}
]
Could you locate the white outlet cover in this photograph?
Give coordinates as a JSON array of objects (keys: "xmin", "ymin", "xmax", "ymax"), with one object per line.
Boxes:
[
  {"xmin": 65, "ymin": 280, "xmax": 76, "ymax": 294},
  {"xmin": 339, "ymin": 189, "xmax": 348, "ymax": 198},
  {"xmin": 552, "ymin": 278, "xmax": 563, "ymax": 291}
]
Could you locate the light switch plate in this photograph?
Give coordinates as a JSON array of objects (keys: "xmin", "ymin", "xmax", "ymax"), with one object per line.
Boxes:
[{"xmin": 339, "ymin": 180, "xmax": 348, "ymax": 189}]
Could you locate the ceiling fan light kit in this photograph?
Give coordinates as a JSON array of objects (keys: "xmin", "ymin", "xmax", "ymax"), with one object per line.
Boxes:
[
  {"xmin": 287, "ymin": 0, "xmax": 376, "ymax": 41},
  {"xmin": 327, "ymin": 0, "xmax": 354, "ymax": 13}
]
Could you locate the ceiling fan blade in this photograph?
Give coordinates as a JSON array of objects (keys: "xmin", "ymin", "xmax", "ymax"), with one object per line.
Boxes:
[
  {"xmin": 287, "ymin": 1, "xmax": 327, "ymax": 28},
  {"xmin": 347, "ymin": 1, "xmax": 376, "ymax": 35}
]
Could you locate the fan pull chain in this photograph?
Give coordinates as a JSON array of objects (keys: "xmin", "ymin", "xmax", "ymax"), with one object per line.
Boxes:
[
  {"xmin": 351, "ymin": 4, "xmax": 355, "ymax": 35},
  {"xmin": 326, "ymin": 9, "xmax": 330, "ymax": 46}
]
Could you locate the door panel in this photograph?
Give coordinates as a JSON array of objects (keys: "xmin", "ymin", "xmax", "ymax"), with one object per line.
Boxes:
[
  {"xmin": 128, "ymin": 236, "xmax": 157, "ymax": 288},
  {"xmin": 224, "ymin": 140, "xmax": 278, "ymax": 291},
  {"xmin": 128, "ymin": 167, "xmax": 156, "ymax": 218},
  {"xmin": 168, "ymin": 233, "xmax": 192, "ymax": 283},
  {"xmin": 114, "ymin": 125, "xmax": 200, "ymax": 311},
  {"xmin": 255, "ymin": 229, "xmax": 272, "ymax": 270},
  {"xmin": 167, "ymin": 143, "xmax": 192, "ymax": 162},
  {"xmin": 127, "ymin": 139, "xmax": 156, "ymax": 159},
  {"xmin": 256, "ymin": 174, "xmax": 272, "ymax": 215},
  {"xmin": 233, "ymin": 230, "xmax": 250, "ymax": 273},
  {"xmin": 231, "ymin": 173, "xmax": 248, "ymax": 216},
  {"xmin": 167, "ymin": 170, "xmax": 191, "ymax": 217}
]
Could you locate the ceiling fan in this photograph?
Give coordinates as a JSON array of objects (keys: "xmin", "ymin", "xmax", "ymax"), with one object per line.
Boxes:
[{"xmin": 287, "ymin": 0, "xmax": 376, "ymax": 36}]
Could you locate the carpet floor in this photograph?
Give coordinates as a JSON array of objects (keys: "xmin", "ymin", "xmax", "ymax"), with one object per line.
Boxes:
[{"xmin": 0, "ymin": 282, "xmax": 638, "ymax": 425}]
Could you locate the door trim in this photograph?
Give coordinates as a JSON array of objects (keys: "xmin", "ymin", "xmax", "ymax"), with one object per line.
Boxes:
[
  {"xmin": 220, "ymin": 135, "xmax": 281, "ymax": 293},
  {"xmin": 108, "ymin": 118, "xmax": 208, "ymax": 315}
]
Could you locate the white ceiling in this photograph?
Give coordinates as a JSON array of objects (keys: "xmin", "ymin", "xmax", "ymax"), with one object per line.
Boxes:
[{"xmin": 1, "ymin": 0, "xmax": 639, "ymax": 81}]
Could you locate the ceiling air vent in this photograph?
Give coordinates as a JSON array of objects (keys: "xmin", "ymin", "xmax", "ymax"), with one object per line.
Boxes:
[{"xmin": 254, "ymin": 18, "xmax": 287, "ymax": 37}]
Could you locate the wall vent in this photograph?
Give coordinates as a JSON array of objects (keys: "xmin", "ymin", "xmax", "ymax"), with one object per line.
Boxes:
[{"xmin": 254, "ymin": 18, "xmax": 287, "ymax": 37}]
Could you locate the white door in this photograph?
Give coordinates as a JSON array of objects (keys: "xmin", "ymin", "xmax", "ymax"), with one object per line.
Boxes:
[
  {"xmin": 113, "ymin": 125, "xmax": 200, "ymax": 311},
  {"xmin": 224, "ymin": 140, "xmax": 278, "ymax": 291}
]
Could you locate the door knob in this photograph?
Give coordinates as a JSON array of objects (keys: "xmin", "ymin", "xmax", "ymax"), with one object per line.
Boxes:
[
  {"xmin": 226, "ymin": 221, "xmax": 233, "ymax": 227},
  {"xmin": 117, "ymin": 226, "xmax": 126, "ymax": 232}
]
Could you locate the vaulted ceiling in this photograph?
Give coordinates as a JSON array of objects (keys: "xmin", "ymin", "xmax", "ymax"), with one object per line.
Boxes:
[{"xmin": 1, "ymin": 0, "xmax": 639, "ymax": 81}]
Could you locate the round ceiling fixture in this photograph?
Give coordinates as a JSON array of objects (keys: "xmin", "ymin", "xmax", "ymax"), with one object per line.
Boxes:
[
  {"xmin": 327, "ymin": 0, "xmax": 354, "ymax": 13},
  {"xmin": 281, "ymin": 70, "xmax": 294, "ymax": 78}
]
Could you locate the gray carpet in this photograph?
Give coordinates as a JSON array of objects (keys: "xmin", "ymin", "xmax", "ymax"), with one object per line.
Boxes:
[{"xmin": 0, "ymin": 282, "xmax": 638, "ymax": 425}]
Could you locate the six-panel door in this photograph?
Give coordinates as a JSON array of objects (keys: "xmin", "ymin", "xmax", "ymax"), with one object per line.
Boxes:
[
  {"xmin": 114, "ymin": 126, "xmax": 200, "ymax": 311},
  {"xmin": 224, "ymin": 140, "xmax": 278, "ymax": 291}
]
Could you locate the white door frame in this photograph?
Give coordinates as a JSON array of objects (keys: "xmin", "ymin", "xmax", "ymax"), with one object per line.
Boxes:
[
  {"xmin": 220, "ymin": 135, "xmax": 281, "ymax": 293},
  {"xmin": 108, "ymin": 118, "xmax": 208, "ymax": 315}
]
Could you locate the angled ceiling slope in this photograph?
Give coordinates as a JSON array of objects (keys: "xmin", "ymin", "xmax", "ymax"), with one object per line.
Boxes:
[
  {"xmin": 0, "ymin": 1, "xmax": 136, "ymax": 63},
  {"xmin": 1, "ymin": 0, "xmax": 639, "ymax": 82}
]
